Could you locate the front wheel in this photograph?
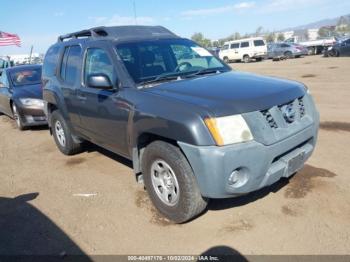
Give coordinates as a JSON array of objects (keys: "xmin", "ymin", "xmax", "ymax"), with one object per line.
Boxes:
[
  {"xmin": 284, "ymin": 51, "xmax": 293, "ymax": 59},
  {"xmin": 51, "ymin": 110, "xmax": 83, "ymax": 155},
  {"xmin": 12, "ymin": 103, "xmax": 26, "ymax": 131},
  {"xmin": 142, "ymin": 141, "xmax": 207, "ymax": 223}
]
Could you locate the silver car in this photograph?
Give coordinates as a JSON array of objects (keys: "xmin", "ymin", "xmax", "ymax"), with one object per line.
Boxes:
[{"xmin": 268, "ymin": 42, "xmax": 308, "ymax": 59}]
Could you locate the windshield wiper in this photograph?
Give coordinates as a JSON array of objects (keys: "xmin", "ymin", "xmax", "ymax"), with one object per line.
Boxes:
[
  {"xmin": 184, "ymin": 68, "xmax": 227, "ymax": 78},
  {"xmin": 138, "ymin": 72, "xmax": 184, "ymax": 87}
]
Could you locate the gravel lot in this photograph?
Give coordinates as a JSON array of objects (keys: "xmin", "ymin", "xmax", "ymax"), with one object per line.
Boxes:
[{"xmin": 1, "ymin": 55, "xmax": 349, "ymax": 257}]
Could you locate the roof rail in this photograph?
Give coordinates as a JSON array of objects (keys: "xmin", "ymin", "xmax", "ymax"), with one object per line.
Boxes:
[{"xmin": 57, "ymin": 27, "xmax": 108, "ymax": 42}]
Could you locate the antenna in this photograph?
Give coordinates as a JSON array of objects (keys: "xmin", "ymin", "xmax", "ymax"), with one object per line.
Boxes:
[{"xmin": 133, "ymin": 0, "xmax": 137, "ymax": 25}]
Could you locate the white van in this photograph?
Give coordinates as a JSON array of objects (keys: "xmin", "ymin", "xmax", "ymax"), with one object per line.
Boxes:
[{"xmin": 219, "ymin": 37, "xmax": 267, "ymax": 63}]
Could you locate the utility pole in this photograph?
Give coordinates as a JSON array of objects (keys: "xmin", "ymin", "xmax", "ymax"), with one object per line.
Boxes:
[
  {"xmin": 29, "ymin": 45, "xmax": 33, "ymax": 64},
  {"xmin": 133, "ymin": 0, "xmax": 137, "ymax": 25}
]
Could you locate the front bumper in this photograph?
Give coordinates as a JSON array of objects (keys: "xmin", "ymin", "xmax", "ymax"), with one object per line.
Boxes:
[
  {"xmin": 179, "ymin": 121, "xmax": 319, "ymax": 199},
  {"xmin": 17, "ymin": 105, "xmax": 47, "ymax": 127},
  {"xmin": 252, "ymin": 53, "xmax": 267, "ymax": 59}
]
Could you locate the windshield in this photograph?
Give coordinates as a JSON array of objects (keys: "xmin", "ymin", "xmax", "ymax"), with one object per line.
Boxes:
[
  {"xmin": 116, "ymin": 38, "xmax": 229, "ymax": 85},
  {"xmin": 10, "ymin": 67, "xmax": 42, "ymax": 87}
]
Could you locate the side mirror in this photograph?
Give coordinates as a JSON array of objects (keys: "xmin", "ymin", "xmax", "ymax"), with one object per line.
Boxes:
[{"xmin": 87, "ymin": 74, "xmax": 114, "ymax": 90}]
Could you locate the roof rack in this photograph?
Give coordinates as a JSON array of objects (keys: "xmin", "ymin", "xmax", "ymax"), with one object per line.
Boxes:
[
  {"xmin": 58, "ymin": 27, "xmax": 108, "ymax": 42},
  {"xmin": 57, "ymin": 26, "xmax": 179, "ymax": 43}
]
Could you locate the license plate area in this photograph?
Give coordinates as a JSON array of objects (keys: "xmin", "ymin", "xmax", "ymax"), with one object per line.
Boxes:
[{"xmin": 287, "ymin": 151, "xmax": 305, "ymax": 175}]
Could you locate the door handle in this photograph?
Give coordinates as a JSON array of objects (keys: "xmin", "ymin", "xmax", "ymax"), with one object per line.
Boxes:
[{"xmin": 77, "ymin": 94, "xmax": 87, "ymax": 101}]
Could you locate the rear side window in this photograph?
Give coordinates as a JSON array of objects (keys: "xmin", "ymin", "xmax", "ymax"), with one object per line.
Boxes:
[
  {"xmin": 240, "ymin": 42, "xmax": 249, "ymax": 48},
  {"xmin": 230, "ymin": 43, "xmax": 239, "ymax": 49},
  {"xmin": 43, "ymin": 46, "xmax": 60, "ymax": 77},
  {"xmin": 254, "ymin": 40, "xmax": 265, "ymax": 47},
  {"xmin": 60, "ymin": 45, "xmax": 82, "ymax": 85}
]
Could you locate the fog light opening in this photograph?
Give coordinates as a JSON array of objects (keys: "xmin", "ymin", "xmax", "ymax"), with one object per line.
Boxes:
[{"xmin": 228, "ymin": 168, "xmax": 248, "ymax": 187}]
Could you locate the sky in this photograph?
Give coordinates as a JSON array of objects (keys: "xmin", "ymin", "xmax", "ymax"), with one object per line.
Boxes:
[{"xmin": 1, "ymin": 0, "xmax": 350, "ymax": 55}]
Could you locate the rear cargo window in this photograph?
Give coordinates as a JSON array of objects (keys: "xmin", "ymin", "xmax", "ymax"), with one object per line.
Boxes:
[
  {"xmin": 43, "ymin": 46, "xmax": 60, "ymax": 77},
  {"xmin": 253, "ymin": 40, "xmax": 265, "ymax": 46}
]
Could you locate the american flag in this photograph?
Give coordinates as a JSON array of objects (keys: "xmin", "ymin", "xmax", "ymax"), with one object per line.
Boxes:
[{"xmin": 0, "ymin": 31, "xmax": 21, "ymax": 47}]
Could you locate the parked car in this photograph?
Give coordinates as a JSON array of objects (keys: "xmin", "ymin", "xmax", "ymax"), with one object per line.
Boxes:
[
  {"xmin": 267, "ymin": 42, "xmax": 308, "ymax": 59},
  {"xmin": 0, "ymin": 65, "xmax": 47, "ymax": 130},
  {"xmin": 219, "ymin": 37, "xmax": 267, "ymax": 63},
  {"xmin": 325, "ymin": 37, "xmax": 350, "ymax": 57},
  {"xmin": 0, "ymin": 56, "xmax": 13, "ymax": 76},
  {"xmin": 43, "ymin": 26, "xmax": 319, "ymax": 223}
]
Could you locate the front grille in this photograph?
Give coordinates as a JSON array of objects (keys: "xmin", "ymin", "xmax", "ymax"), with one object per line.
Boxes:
[
  {"xmin": 261, "ymin": 96, "xmax": 306, "ymax": 128},
  {"xmin": 261, "ymin": 110, "xmax": 278, "ymax": 129},
  {"xmin": 298, "ymin": 97, "xmax": 306, "ymax": 118}
]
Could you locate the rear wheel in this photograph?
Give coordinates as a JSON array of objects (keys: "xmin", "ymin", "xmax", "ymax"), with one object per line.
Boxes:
[
  {"xmin": 142, "ymin": 141, "xmax": 207, "ymax": 223},
  {"xmin": 12, "ymin": 103, "xmax": 26, "ymax": 131},
  {"xmin": 51, "ymin": 110, "xmax": 83, "ymax": 155},
  {"xmin": 243, "ymin": 55, "xmax": 250, "ymax": 63},
  {"xmin": 308, "ymin": 47, "xmax": 315, "ymax": 55},
  {"xmin": 223, "ymin": 57, "xmax": 229, "ymax": 63}
]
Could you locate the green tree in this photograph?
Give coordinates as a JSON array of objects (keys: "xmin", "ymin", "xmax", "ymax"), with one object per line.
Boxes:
[
  {"xmin": 255, "ymin": 26, "xmax": 263, "ymax": 37},
  {"xmin": 318, "ymin": 27, "xmax": 329, "ymax": 37},
  {"xmin": 265, "ymin": 32, "xmax": 275, "ymax": 43},
  {"xmin": 277, "ymin": 33, "xmax": 285, "ymax": 42},
  {"xmin": 191, "ymin": 32, "xmax": 212, "ymax": 47}
]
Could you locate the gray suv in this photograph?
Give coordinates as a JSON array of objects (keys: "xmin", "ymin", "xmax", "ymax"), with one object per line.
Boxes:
[{"xmin": 43, "ymin": 26, "xmax": 319, "ymax": 223}]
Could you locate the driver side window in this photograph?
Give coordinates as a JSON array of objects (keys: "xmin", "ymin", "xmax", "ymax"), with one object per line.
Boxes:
[{"xmin": 84, "ymin": 48, "xmax": 114, "ymax": 86}]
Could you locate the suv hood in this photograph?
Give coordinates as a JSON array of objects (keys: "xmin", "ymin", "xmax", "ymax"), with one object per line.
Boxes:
[
  {"xmin": 145, "ymin": 71, "xmax": 306, "ymax": 116},
  {"xmin": 13, "ymin": 84, "xmax": 43, "ymax": 99}
]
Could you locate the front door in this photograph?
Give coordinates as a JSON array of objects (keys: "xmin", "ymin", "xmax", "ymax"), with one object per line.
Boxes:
[
  {"xmin": 229, "ymin": 43, "xmax": 240, "ymax": 60},
  {"xmin": 76, "ymin": 45, "xmax": 130, "ymax": 156},
  {"xmin": 0, "ymin": 72, "xmax": 12, "ymax": 115}
]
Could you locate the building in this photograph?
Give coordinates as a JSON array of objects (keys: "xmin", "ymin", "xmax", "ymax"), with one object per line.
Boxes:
[{"xmin": 9, "ymin": 53, "xmax": 44, "ymax": 65}]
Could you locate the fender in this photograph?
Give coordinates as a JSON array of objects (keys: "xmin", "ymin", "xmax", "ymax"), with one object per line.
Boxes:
[{"xmin": 126, "ymin": 90, "xmax": 216, "ymax": 175}]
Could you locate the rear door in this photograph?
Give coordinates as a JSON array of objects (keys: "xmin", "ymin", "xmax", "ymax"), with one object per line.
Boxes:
[
  {"xmin": 58, "ymin": 45, "xmax": 83, "ymax": 128},
  {"xmin": 253, "ymin": 39, "xmax": 267, "ymax": 56},
  {"xmin": 76, "ymin": 43, "xmax": 129, "ymax": 155}
]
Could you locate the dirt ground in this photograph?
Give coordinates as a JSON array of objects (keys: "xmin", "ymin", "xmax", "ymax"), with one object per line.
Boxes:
[{"xmin": 1, "ymin": 55, "xmax": 350, "ymax": 257}]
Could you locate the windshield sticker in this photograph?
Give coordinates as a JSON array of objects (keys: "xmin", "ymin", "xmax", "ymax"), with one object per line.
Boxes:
[{"xmin": 191, "ymin": 47, "xmax": 213, "ymax": 57}]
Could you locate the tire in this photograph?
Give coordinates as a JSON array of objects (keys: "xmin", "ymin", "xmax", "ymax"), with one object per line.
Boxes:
[
  {"xmin": 223, "ymin": 57, "xmax": 229, "ymax": 63},
  {"xmin": 308, "ymin": 47, "xmax": 315, "ymax": 56},
  {"xmin": 12, "ymin": 103, "xmax": 26, "ymax": 131},
  {"xmin": 243, "ymin": 55, "xmax": 250, "ymax": 63},
  {"xmin": 51, "ymin": 110, "xmax": 83, "ymax": 155},
  {"xmin": 284, "ymin": 51, "xmax": 293, "ymax": 59},
  {"xmin": 142, "ymin": 141, "xmax": 208, "ymax": 223}
]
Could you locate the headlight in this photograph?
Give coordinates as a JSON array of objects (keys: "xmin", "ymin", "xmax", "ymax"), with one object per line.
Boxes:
[
  {"xmin": 204, "ymin": 115, "xmax": 253, "ymax": 146},
  {"xmin": 19, "ymin": 98, "xmax": 44, "ymax": 108}
]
